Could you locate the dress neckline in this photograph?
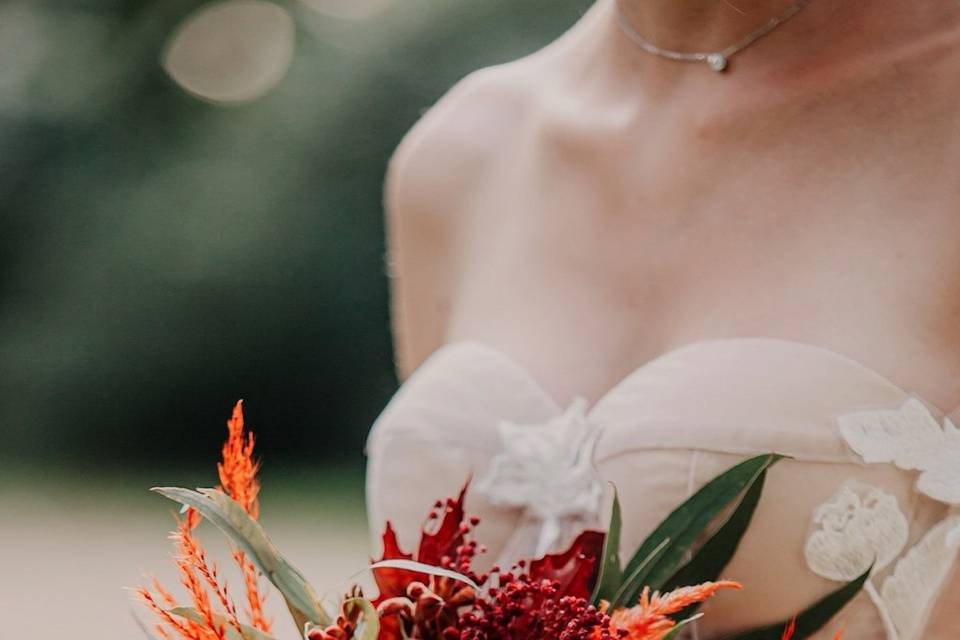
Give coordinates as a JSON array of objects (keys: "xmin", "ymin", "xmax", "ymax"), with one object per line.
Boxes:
[{"xmin": 430, "ymin": 336, "xmax": 960, "ymax": 418}]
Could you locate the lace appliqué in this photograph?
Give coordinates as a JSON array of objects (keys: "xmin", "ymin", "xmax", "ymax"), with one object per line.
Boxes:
[
  {"xmin": 838, "ymin": 398, "xmax": 960, "ymax": 505},
  {"xmin": 881, "ymin": 515, "xmax": 960, "ymax": 640},
  {"xmin": 804, "ymin": 399, "xmax": 960, "ymax": 640},
  {"xmin": 805, "ymin": 483, "xmax": 909, "ymax": 582},
  {"xmin": 473, "ymin": 398, "xmax": 604, "ymax": 558}
]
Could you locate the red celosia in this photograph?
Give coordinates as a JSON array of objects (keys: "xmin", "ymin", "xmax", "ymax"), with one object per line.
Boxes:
[{"xmin": 459, "ymin": 573, "xmax": 622, "ymax": 640}]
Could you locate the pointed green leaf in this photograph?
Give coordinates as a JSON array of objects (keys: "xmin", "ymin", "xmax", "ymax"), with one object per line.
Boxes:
[
  {"xmin": 152, "ymin": 486, "xmax": 329, "ymax": 628},
  {"xmin": 169, "ymin": 608, "xmax": 278, "ymax": 640},
  {"xmin": 722, "ymin": 567, "xmax": 871, "ymax": 640},
  {"xmin": 343, "ymin": 597, "xmax": 380, "ymax": 640},
  {"xmin": 613, "ymin": 454, "xmax": 784, "ymax": 608},
  {"xmin": 611, "ymin": 537, "xmax": 671, "ymax": 608},
  {"xmin": 664, "ymin": 468, "xmax": 769, "ymax": 619},
  {"xmin": 366, "ymin": 559, "xmax": 480, "ymax": 590},
  {"xmin": 591, "ymin": 489, "xmax": 623, "ymax": 605}
]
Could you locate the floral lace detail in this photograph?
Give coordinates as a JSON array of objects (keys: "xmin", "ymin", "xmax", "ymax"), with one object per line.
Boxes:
[
  {"xmin": 838, "ymin": 398, "xmax": 960, "ymax": 505},
  {"xmin": 881, "ymin": 515, "xmax": 960, "ymax": 640},
  {"xmin": 803, "ymin": 399, "xmax": 960, "ymax": 640},
  {"xmin": 473, "ymin": 398, "xmax": 604, "ymax": 558},
  {"xmin": 805, "ymin": 483, "xmax": 909, "ymax": 582}
]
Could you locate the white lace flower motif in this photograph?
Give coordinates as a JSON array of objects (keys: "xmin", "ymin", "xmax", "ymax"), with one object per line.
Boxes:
[
  {"xmin": 838, "ymin": 398, "xmax": 960, "ymax": 505},
  {"xmin": 805, "ymin": 483, "xmax": 909, "ymax": 582},
  {"xmin": 473, "ymin": 398, "xmax": 604, "ymax": 558},
  {"xmin": 880, "ymin": 514, "xmax": 960, "ymax": 640}
]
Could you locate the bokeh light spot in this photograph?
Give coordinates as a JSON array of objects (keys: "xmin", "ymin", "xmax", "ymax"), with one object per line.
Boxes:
[{"xmin": 162, "ymin": 0, "xmax": 295, "ymax": 105}]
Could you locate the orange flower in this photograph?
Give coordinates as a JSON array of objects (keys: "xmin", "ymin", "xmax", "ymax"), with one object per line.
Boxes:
[
  {"xmin": 139, "ymin": 401, "xmax": 270, "ymax": 638},
  {"xmin": 605, "ymin": 581, "xmax": 742, "ymax": 640},
  {"xmin": 216, "ymin": 400, "xmax": 270, "ymax": 632},
  {"xmin": 138, "ymin": 509, "xmax": 232, "ymax": 640},
  {"xmin": 218, "ymin": 400, "xmax": 261, "ymax": 518}
]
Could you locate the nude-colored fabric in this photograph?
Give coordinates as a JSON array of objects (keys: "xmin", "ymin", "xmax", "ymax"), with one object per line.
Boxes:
[{"xmin": 365, "ymin": 337, "xmax": 958, "ymax": 639}]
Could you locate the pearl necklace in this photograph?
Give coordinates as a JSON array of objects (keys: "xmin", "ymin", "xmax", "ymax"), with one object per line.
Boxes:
[{"xmin": 615, "ymin": 0, "xmax": 814, "ymax": 73}]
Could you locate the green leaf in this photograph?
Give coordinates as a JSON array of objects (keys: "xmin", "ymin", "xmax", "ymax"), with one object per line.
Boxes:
[
  {"xmin": 152, "ymin": 486, "xmax": 329, "ymax": 629},
  {"xmin": 663, "ymin": 467, "xmax": 769, "ymax": 616},
  {"xmin": 662, "ymin": 613, "xmax": 704, "ymax": 640},
  {"xmin": 590, "ymin": 488, "xmax": 623, "ymax": 605},
  {"xmin": 722, "ymin": 567, "xmax": 871, "ymax": 640},
  {"xmin": 305, "ymin": 597, "xmax": 379, "ymax": 640},
  {"xmin": 612, "ymin": 454, "xmax": 784, "ymax": 608},
  {"xmin": 343, "ymin": 597, "xmax": 380, "ymax": 640},
  {"xmin": 611, "ymin": 537, "xmax": 671, "ymax": 608},
  {"xmin": 366, "ymin": 559, "xmax": 480, "ymax": 590},
  {"xmin": 169, "ymin": 608, "xmax": 278, "ymax": 640}
]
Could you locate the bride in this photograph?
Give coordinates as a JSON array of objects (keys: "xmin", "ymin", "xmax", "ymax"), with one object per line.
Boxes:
[{"xmin": 365, "ymin": 1, "xmax": 960, "ymax": 638}]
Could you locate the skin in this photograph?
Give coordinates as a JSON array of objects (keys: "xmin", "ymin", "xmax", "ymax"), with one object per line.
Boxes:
[{"xmin": 384, "ymin": 0, "xmax": 960, "ymax": 631}]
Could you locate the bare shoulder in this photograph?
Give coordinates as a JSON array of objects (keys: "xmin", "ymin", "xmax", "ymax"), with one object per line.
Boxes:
[
  {"xmin": 385, "ymin": 62, "xmax": 538, "ymax": 380},
  {"xmin": 386, "ymin": 63, "xmax": 533, "ymax": 222}
]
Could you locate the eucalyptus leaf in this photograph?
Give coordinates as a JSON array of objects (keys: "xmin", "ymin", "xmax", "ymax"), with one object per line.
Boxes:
[
  {"xmin": 612, "ymin": 454, "xmax": 784, "ymax": 608},
  {"xmin": 366, "ymin": 559, "xmax": 480, "ymax": 590},
  {"xmin": 152, "ymin": 486, "xmax": 329, "ymax": 628},
  {"xmin": 590, "ymin": 488, "xmax": 623, "ymax": 605},
  {"xmin": 169, "ymin": 607, "xmax": 278, "ymax": 640},
  {"xmin": 664, "ymin": 467, "xmax": 769, "ymax": 617},
  {"xmin": 722, "ymin": 567, "xmax": 871, "ymax": 640}
]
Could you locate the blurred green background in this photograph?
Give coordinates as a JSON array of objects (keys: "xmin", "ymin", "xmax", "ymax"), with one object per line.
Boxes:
[{"xmin": 0, "ymin": 0, "xmax": 589, "ymax": 636}]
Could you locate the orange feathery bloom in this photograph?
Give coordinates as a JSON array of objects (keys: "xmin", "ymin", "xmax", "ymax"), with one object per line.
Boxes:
[
  {"xmin": 218, "ymin": 400, "xmax": 261, "ymax": 519},
  {"xmin": 605, "ymin": 581, "xmax": 742, "ymax": 640},
  {"xmin": 138, "ymin": 510, "xmax": 231, "ymax": 640},
  {"xmin": 216, "ymin": 400, "xmax": 270, "ymax": 632},
  {"xmin": 140, "ymin": 401, "xmax": 270, "ymax": 638}
]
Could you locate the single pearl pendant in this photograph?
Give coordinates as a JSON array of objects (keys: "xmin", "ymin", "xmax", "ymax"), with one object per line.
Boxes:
[{"xmin": 706, "ymin": 53, "xmax": 728, "ymax": 72}]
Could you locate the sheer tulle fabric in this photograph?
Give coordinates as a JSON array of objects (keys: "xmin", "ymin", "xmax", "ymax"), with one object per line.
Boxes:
[{"xmin": 365, "ymin": 338, "xmax": 958, "ymax": 639}]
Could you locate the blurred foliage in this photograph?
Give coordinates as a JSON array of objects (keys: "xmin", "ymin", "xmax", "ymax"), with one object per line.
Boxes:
[{"xmin": 0, "ymin": 0, "xmax": 590, "ymax": 469}]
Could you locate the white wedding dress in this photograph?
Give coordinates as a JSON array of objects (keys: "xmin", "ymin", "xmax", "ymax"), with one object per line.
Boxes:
[{"xmin": 365, "ymin": 337, "xmax": 960, "ymax": 639}]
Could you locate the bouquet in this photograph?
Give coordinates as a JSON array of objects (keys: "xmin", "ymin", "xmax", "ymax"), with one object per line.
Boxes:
[{"xmin": 136, "ymin": 402, "xmax": 860, "ymax": 640}]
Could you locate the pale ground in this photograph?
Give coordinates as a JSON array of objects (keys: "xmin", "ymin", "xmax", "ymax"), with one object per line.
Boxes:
[{"xmin": 0, "ymin": 467, "xmax": 371, "ymax": 640}]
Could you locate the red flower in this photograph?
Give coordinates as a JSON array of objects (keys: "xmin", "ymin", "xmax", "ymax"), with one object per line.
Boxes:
[
  {"xmin": 371, "ymin": 485, "xmax": 485, "ymax": 639},
  {"xmin": 527, "ymin": 530, "xmax": 604, "ymax": 600},
  {"xmin": 372, "ymin": 485, "xmax": 477, "ymax": 606}
]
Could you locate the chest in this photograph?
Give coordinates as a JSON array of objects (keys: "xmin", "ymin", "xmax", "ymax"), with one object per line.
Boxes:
[{"xmin": 445, "ymin": 82, "xmax": 960, "ymax": 407}]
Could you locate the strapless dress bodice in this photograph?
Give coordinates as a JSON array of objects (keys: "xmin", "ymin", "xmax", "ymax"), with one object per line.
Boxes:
[{"xmin": 365, "ymin": 337, "xmax": 960, "ymax": 640}]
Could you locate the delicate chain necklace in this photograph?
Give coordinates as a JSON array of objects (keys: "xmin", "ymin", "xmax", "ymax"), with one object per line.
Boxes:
[{"xmin": 615, "ymin": 0, "xmax": 814, "ymax": 73}]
